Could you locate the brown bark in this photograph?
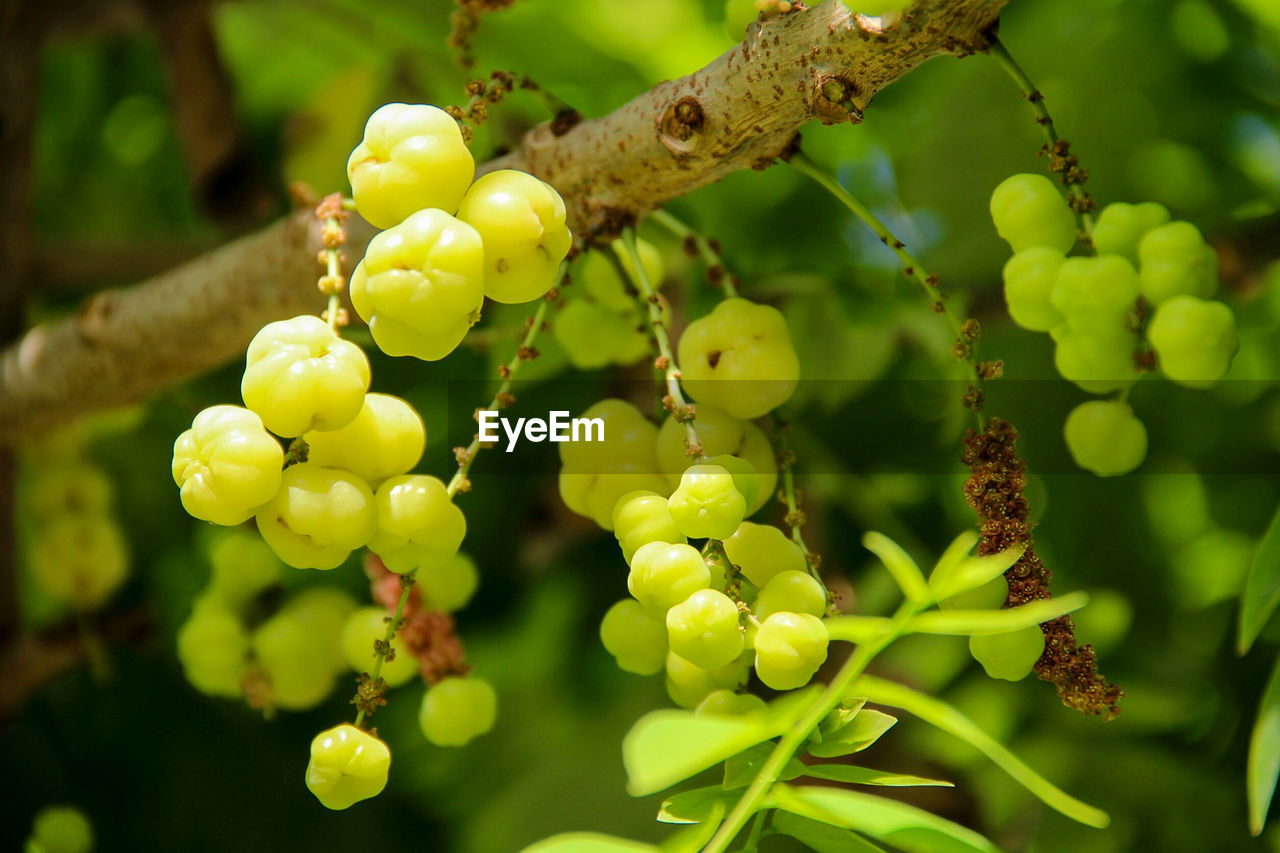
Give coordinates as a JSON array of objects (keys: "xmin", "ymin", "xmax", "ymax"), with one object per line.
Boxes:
[{"xmin": 0, "ymin": 0, "xmax": 1009, "ymax": 444}]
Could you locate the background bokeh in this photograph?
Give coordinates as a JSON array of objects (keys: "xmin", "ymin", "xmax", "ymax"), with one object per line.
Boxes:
[{"xmin": 5, "ymin": 0, "xmax": 1280, "ymax": 850}]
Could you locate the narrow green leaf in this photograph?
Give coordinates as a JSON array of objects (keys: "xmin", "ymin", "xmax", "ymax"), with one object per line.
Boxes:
[
  {"xmin": 825, "ymin": 615, "xmax": 895, "ymax": 644},
  {"xmin": 863, "ymin": 531, "xmax": 930, "ymax": 603},
  {"xmin": 930, "ymin": 541, "xmax": 1026, "ymax": 603},
  {"xmin": 723, "ymin": 742, "xmax": 805, "ymax": 789},
  {"xmin": 520, "ymin": 833, "xmax": 659, "ymax": 853},
  {"xmin": 931, "ymin": 530, "xmax": 982, "ymax": 585},
  {"xmin": 808, "ymin": 709, "xmax": 898, "ymax": 758},
  {"xmin": 769, "ymin": 784, "xmax": 1000, "ymax": 853},
  {"xmin": 856, "ymin": 674, "xmax": 1110, "ymax": 828},
  {"xmin": 626, "ymin": 689, "xmax": 817, "ymax": 796},
  {"xmin": 816, "ymin": 697, "xmax": 867, "ymax": 738},
  {"xmin": 1240, "ymin": 505, "xmax": 1280, "ymax": 654},
  {"xmin": 801, "ymin": 764, "xmax": 954, "ymax": 787},
  {"xmin": 658, "ymin": 785, "xmax": 732, "ymax": 824},
  {"xmin": 908, "ymin": 592, "xmax": 1088, "ymax": 636},
  {"xmin": 772, "ymin": 812, "xmax": 888, "ymax": 853},
  {"xmin": 1248, "ymin": 651, "xmax": 1280, "ymax": 834}
]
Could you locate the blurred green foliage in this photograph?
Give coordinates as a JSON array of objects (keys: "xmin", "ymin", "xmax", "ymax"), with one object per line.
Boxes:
[{"xmin": 8, "ymin": 0, "xmax": 1280, "ymax": 850}]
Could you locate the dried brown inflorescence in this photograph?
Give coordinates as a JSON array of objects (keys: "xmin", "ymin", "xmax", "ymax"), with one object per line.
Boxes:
[
  {"xmin": 962, "ymin": 418, "xmax": 1122, "ymax": 719},
  {"xmin": 367, "ymin": 554, "xmax": 470, "ymax": 685}
]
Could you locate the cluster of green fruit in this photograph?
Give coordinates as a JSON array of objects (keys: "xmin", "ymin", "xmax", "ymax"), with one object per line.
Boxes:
[
  {"xmin": 553, "ymin": 237, "xmax": 664, "ymax": 370},
  {"xmin": 554, "ymin": 276, "xmax": 831, "ymax": 707},
  {"xmin": 25, "ymin": 806, "xmax": 92, "ymax": 853},
  {"xmin": 992, "ymin": 173, "xmax": 1239, "ymax": 476},
  {"xmin": 176, "ymin": 529, "xmax": 356, "ymax": 708},
  {"xmin": 348, "ymin": 102, "xmax": 571, "ymax": 358},
  {"xmin": 19, "ymin": 430, "xmax": 129, "ymax": 614},
  {"xmin": 172, "ymin": 101, "xmax": 572, "ymax": 811}
]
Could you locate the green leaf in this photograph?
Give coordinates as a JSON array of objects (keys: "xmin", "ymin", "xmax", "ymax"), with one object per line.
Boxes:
[
  {"xmin": 657, "ymin": 785, "xmax": 732, "ymax": 824},
  {"xmin": 1248, "ymin": 651, "xmax": 1280, "ymax": 834},
  {"xmin": 626, "ymin": 689, "xmax": 818, "ymax": 797},
  {"xmin": 929, "ymin": 539, "xmax": 1026, "ymax": 603},
  {"xmin": 1240, "ymin": 505, "xmax": 1280, "ymax": 654},
  {"xmin": 801, "ymin": 764, "xmax": 953, "ymax": 787},
  {"xmin": 824, "ymin": 615, "xmax": 895, "ymax": 644},
  {"xmin": 624, "ymin": 712, "xmax": 774, "ymax": 796},
  {"xmin": 768, "ymin": 784, "xmax": 999, "ymax": 853},
  {"xmin": 722, "ymin": 742, "xmax": 805, "ymax": 789},
  {"xmin": 908, "ymin": 592, "xmax": 1088, "ymax": 636},
  {"xmin": 863, "ymin": 531, "xmax": 930, "ymax": 603},
  {"xmin": 808, "ymin": 709, "xmax": 898, "ymax": 758},
  {"xmin": 816, "ymin": 698, "xmax": 867, "ymax": 738},
  {"xmin": 520, "ymin": 833, "xmax": 659, "ymax": 853},
  {"xmin": 855, "ymin": 674, "xmax": 1110, "ymax": 828},
  {"xmin": 772, "ymin": 812, "xmax": 888, "ymax": 853}
]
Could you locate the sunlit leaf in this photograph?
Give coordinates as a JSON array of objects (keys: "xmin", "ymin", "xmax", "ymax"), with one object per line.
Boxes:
[
  {"xmin": 863, "ymin": 531, "xmax": 930, "ymax": 603},
  {"xmin": 520, "ymin": 832, "xmax": 659, "ymax": 852},
  {"xmin": 657, "ymin": 785, "xmax": 731, "ymax": 824},
  {"xmin": 929, "ymin": 540, "xmax": 1026, "ymax": 603},
  {"xmin": 1248, "ymin": 651, "xmax": 1280, "ymax": 834},
  {"xmin": 855, "ymin": 674, "xmax": 1110, "ymax": 828},
  {"xmin": 908, "ymin": 592, "xmax": 1088, "ymax": 636},
  {"xmin": 722, "ymin": 742, "xmax": 805, "ymax": 789},
  {"xmin": 625, "ymin": 688, "xmax": 818, "ymax": 796},
  {"xmin": 808, "ymin": 709, "xmax": 898, "ymax": 758},
  {"xmin": 1240, "ymin": 504, "xmax": 1280, "ymax": 654},
  {"xmin": 772, "ymin": 812, "xmax": 888, "ymax": 853},
  {"xmin": 801, "ymin": 765, "xmax": 953, "ymax": 787},
  {"xmin": 768, "ymin": 784, "xmax": 1000, "ymax": 853}
]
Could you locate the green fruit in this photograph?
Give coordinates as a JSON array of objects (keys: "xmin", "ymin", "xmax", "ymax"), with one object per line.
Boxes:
[
  {"xmin": 989, "ymin": 173, "xmax": 1077, "ymax": 253},
  {"xmin": 1147, "ymin": 295, "xmax": 1238, "ymax": 388},
  {"xmin": 1053, "ymin": 329, "xmax": 1139, "ymax": 394},
  {"xmin": 1002, "ymin": 247, "xmax": 1065, "ymax": 332},
  {"xmin": 208, "ymin": 530, "xmax": 281, "ymax": 605},
  {"xmin": 723, "ymin": 522, "xmax": 807, "ymax": 588},
  {"xmin": 341, "ymin": 606, "xmax": 418, "ymax": 687},
  {"xmin": 628, "ymin": 542, "xmax": 712, "ymax": 616},
  {"xmin": 600, "ymin": 598, "xmax": 669, "ymax": 675},
  {"xmin": 679, "ymin": 298, "xmax": 800, "ymax": 419},
  {"xmin": 939, "ymin": 575, "xmax": 1009, "ymax": 611},
  {"xmin": 754, "ymin": 570, "xmax": 827, "ymax": 620},
  {"xmin": 305, "ymin": 723, "xmax": 391, "ymax": 809},
  {"xmin": 666, "ymin": 464, "xmax": 746, "ymax": 540},
  {"xmin": 612, "ymin": 490, "xmax": 685, "ymax": 564},
  {"xmin": 1063, "ymin": 401, "xmax": 1148, "ymax": 477},
  {"xmin": 696, "ymin": 688, "xmax": 767, "ymax": 717},
  {"xmin": 665, "ymin": 649, "xmax": 750, "ymax": 708},
  {"xmin": 1137, "ymin": 220, "xmax": 1218, "ymax": 304},
  {"xmin": 969, "ymin": 625, "xmax": 1045, "ymax": 681},
  {"xmin": 655, "ymin": 404, "xmax": 777, "ymax": 514},
  {"xmin": 753, "ymin": 611, "xmax": 829, "ymax": 691},
  {"xmin": 177, "ymin": 603, "xmax": 248, "ymax": 698},
  {"xmin": 419, "ymin": 552, "xmax": 479, "ymax": 613},
  {"xmin": 1051, "ymin": 255, "xmax": 1140, "ymax": 334},
  {"xmin": 1091, "ymin": 201, "xmax": 1170, "ymax": 262},
  {"xmin": 30, "ymin": 806, "xmax": 93, "ymax": 853},
  {"xmin": 419, "ymin": 677, "xmax": 498, "ymax": 747},
  {"xmin": 666, "ymin": 588, "xmax": 744, "ymax": 669}
]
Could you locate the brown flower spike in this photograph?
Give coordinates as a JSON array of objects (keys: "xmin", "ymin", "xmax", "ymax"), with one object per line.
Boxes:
[{"xmin": 963, "ymin": 418, "xmax": 1122, "ymax": 719}]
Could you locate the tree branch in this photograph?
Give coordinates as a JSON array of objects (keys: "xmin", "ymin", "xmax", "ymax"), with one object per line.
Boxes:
[{"xmin": 0, "ymin": 0, "xmax": 1007, "ymax": 443}]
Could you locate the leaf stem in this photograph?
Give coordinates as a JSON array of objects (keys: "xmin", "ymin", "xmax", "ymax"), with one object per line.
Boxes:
[
  {"xmin": 353, "ymin": 568, "xmax": 416, "ymax": 729},
  {"xmin": 618, "ymin": 227, "xmax": 705, "ymax": 458},
  {"xmin": 787, "ymin": 150, "xmax": 986, "ymax": 428},
  {"xmin": 446, "ymin": 288, "xmax": 556, "ymax": 498},
  {"xmin": 649, "ymin": 208, "xmax": 741, "ymax": 298},
  {"xmin": 985, "ymin": 35, "xmax": 1095, "ymax": 235},
  {"xmin": 701, "ymin": 600, "xmax": 921, "ymax": 852}
]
